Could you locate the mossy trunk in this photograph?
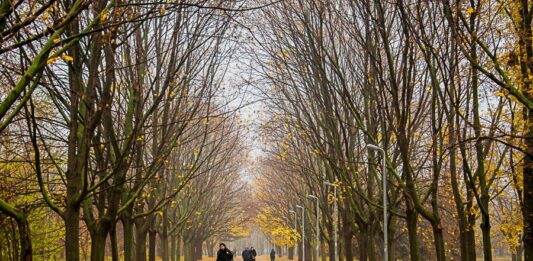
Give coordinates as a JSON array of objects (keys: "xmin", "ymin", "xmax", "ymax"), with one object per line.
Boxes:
[
  {"xmin": 123, "ymin": 218, "xmax": 134, "ymax": 261},
  {"xmin": 65, "ymin": 205, "xmax": 81, "ymax": 261},
  {"xmin": 406, "ymin": 205, "xmax": 420, "ymax": 261},
  {"xmin": 135, "ymin": 225, "xmax": 148, "ymax": 261},
  {"xmin": 90, "ymin": 231, "xmax": 107, "ymax": 261},
  {"xmin": 16, "ymin": 217, "xmax": 32, "ymax": 261}
]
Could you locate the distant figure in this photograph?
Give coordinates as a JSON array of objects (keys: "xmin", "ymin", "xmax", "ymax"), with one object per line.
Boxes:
[
  {"xmin": 250, "ymin": 247, "xmax": 257, "ymax": 261},
  {"xmin": 242, "ymin": 247, "xmax": 253, "ymax": 261},
  {"xmin": 217, "ymin": 243, "xmax": 233, "ymax": 261},
  {"xmin": 270, "ymin": 249, "xmax": 276, "ymax": 261}
]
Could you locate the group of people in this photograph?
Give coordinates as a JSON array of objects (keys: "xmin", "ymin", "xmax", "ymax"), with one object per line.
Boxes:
[
  {"xmin": 241, "ymin": 247, "xmax": 257, "ymax": 261},
  {"xmin": 217, "ymin": 243, "xmax": 277, "ymax": 261}
]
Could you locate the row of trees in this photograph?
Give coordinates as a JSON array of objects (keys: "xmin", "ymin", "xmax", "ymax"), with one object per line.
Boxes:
[
  {"xmin": 0, "ymin": 0, "xmax": 250, "ymax": 260},
  {"xmin": 252, "ymin": 0, "xmax": 531, "ymax": 261}
]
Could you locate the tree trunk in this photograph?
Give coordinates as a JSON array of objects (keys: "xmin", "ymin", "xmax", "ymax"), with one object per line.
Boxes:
[
  {"xmin": 466, "ymin": 215, "xmax": 477, "ymax": 261},
  {"xmin": 177, "ymin": 236, "xmax": 181, "ymax": 261},
  {"xmin": 406, "ymin": 205, "xmax": 420, "ymax": 261},
  {"xmin": 90, "ymin": 231, "xmax": 107, "ymax": 261},
  {"xmin": 110, "ymin": 225, "xmax": 119, "ymax": 261},
  {"xmin": 123, "ymin": 218, "xmax": 134, "ymax": 261},
  {"xmin": 65, "ymin": 205, "xmax": 80, "ymax": 261},
  {"xmin": 161, "ymin": 212, "xmax": 169, "ymax": 261},
  {"xmin": 342, "ymin": 227, "xmax": 353, "ymax": 261},
  {"xmin": 171, "ymin": 236, "xmax": 177, "ymax": 261},
  {"xmin": 368, "ymin": 222, "xmax": 377, "ymax": 261},
  {"xmin": 206, "ymin": 241, "xmax": 214, "ymax": 257},
  {"xmin": 289, "ymin": 247, "xmax": 295, "ymax": 260},
  {"xmin": 357, "ymin": 225, "xmax": 368, "ymax": 261},
  {"xmin": 194, "ymin": 240, "xmax": 203, "ymax": 261},
  {"xmin": 298, "ymin": 238, "xmax": 303, "ymax": 261},
  {"xmin": 432, "ymin": 224, "xmax": 446, "ymax": 261},
  {"xmin": 135, "ymin": 225, "xmax": 148, "ymax": 261},
  {"xmin": 327, "ymin": 240, "xmax": 334, "ymax": 261},
  {"xmin": 320, "ymin": 240, "xmax": 325, "ymax": 261},
  {"xmin": 480, "ymin": 212, "xmax": 493, "ymax": 261},
  {"xmin": 184, "ymin": 241, "xmax": 193, "ymax": 261},
  {"xmin": 149, "ymin": 230, "xmax": 157, "ymax": 261},
  {"xmin": 16, "ymin": 216, "xmax": 32, "ymax": 261},
  {"xmin": 305, "ymin": 239, "xmax": 312, "ymax": 261}
]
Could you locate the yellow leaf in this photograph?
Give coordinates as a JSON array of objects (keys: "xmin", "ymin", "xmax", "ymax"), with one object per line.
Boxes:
[
  {"xmin": 467, "ymin": 7, "xmax": 474, "ymax": 14},
  {"xmin": 61, "ymin": 55, "xmax": 74, "ymax": 62},
  {"xmin": 47, "ymin": 56, "xmax": 60, "ymax": 64},
  {"xmin": 100, "ymin": 11, "xmax": 108, "ymax": 22}
]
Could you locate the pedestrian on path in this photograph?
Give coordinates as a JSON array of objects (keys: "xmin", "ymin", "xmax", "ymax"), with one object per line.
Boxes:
[
  {"xmin": 242, "ymin": 247, "xmax": 253, "ymax": 261},
  {"xmin": 270, "ymin": 249, "xmax": 276, "ymax": 261},
  {"xmin": 250, "ymin": 247, "xmax": 257, "ymax": 261},
  {"xmin": 217, "ymin": 243, "xmax": 234, "ymax": 261}
]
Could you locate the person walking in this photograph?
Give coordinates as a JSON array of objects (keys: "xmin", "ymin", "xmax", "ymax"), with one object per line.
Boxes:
[
  {"xmin": 250, "ymin": 247, "xmax": 257, "ymax": 261},
  {"xmin": 270, "ymin": 249, "xmax": 276, "ymax": 261},
  {"xmin": 242, "ymin": 247, "xmax": 253, "ymax": 261},
  {"xmin": 217, "ymin": 243, "xmax": 233, "ymax": 261}
]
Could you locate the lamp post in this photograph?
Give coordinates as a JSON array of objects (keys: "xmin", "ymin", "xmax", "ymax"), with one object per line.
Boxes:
[
  {"xmin": 323, "ymin": 181, "xmax": 338, "ymax": 261},
  {"xmin": 289, "ymin": 210, "xmax": 298, "ymax": 260},
  {"xmin": 307, "ymin": 195, "xmax": 319, "ymax": 261},
  {"xmin": 367, "ymin": 144, "xmax": 388, "ymax": 261},
  {"xmin": 295, "ymin": 205, "xmax": 305, "ymax": 261}
]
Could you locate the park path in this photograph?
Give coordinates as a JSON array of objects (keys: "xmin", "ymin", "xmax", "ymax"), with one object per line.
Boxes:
[{"xmin": 202, "ymin": 255, "xmax": 281, "ymax": 261}]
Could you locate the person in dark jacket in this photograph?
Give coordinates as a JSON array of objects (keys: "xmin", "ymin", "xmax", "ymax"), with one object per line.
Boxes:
[
  {"xmin": 270, "ymin": 249, "xmax": 276, "ymax": 261},
  {"xmin": 242, "ymin": 247, "xmax": 253, "ymax": 261},
  {"xmin": 250, "ymin": 247, "xmax": 257, "ymax": 261},
  {"xmin": 217, "ymin": 243, "xmax": 233, "ymax": 261}
]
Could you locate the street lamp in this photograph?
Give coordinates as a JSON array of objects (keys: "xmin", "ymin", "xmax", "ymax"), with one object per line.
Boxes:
[
  {"xmin": 307, "ymin": 195, "xmax": 319, "ymax": 261},
  {"xmin": 323, "ymin": 181, "xmax": 338, "ymax": 261},
  {"xmin": 295, "ymin": 205, "xmax": 305, "ymax": 261},
  {"xmin": 289, "ymin": 210, "xmax": 298, "ymax": 260},
  {"xmin": 366, "ymin": 143, "xmax": 388, "ymax": 261}
]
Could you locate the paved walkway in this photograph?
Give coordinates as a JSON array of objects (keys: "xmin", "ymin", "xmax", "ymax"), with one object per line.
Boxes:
[{"xmin": 203, "ymin": 255, "xmax": 288, "ymax": 261}]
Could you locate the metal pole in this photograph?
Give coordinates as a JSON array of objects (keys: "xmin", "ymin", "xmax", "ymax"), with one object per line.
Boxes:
[
  {"xmin": 333, "ymin": 187, "xmax": 337, "ymax": 261},
  {"xmin": 382, "ymin": 151, "xmax": 387, "ymax": 261},
  {"xmin": 367, "ymin": 144, "xmax": 388, "ymax": 261}
]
